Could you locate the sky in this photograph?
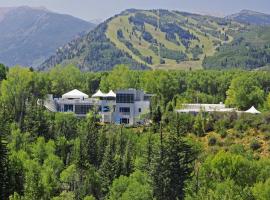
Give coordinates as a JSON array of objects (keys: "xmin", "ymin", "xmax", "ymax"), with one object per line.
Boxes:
[{"xmin": 0, "ymin": 0, "xmax": 270, "ymax": 21}]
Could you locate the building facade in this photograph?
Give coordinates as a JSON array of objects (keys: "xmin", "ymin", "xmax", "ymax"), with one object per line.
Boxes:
[
  {"xmin": 44, "ymin": 89, "xmax": 152, "ymax": 125},
  {"xmin": 114, "ymin": 89, "xmax": 152, "ymax": 125}
]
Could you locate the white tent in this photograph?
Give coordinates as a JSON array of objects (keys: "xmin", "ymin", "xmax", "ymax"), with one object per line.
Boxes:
[
  {"xmin": 62, "ymin": 89, "xmax": 89, "ymax": 99},
  {"xmin": 105, "ymin": 90, "xmax": 116, "ymax": 98},
  {"xmin": 245, "ymin": 106, "xmax": 261, "ymax": 114},
  {"xmin": 92, "ymin": 90, "xmax": 106, "ymax": 98}
]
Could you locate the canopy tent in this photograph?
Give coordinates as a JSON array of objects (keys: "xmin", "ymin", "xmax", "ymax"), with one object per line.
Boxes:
[
  {"xmin": 92, "ymin": 90, "xmax": 106, "ymax": 98},
  {"xmin": 62, "ymin": 89, "xmax": 89, "ymax": 99},
  {"xmin": 105, "ymin": 90, "xmax": 116, "ymax": 98},
  {"xmin": 245, "ymin": 106, "xmax": 261, "ymax": 114}
]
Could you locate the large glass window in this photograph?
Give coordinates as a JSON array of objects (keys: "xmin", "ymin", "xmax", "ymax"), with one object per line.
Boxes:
[
  {"xmin": 119, "ymin": 107, "xmax": 130, "ymax": 113},
  {"xmin": 120, "ymin": 118, "xmax": 130, "ymax": 124},
  {"xmin": 64, "ymin": 104, "xmax": 73, "ymax": 112},
  {"xmin": 116, "ymin": 94, "xmax": 134, "ymax": 103},
  {"xmin": 75, "ymin": 105, "xmax": 92, "ymax": 115}
]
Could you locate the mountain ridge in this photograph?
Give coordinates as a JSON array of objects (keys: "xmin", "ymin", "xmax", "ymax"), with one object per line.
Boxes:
[
  {"xmin": 40, "ymin": 9, "xmax": 243, "ymax": 71},
  {"xmin": 227, "ymin": 9, "xmax": 270, "ymax": 25},
  {"xmin": 0, "ymin": 6, "xmax": 96, "ymax": 67}
]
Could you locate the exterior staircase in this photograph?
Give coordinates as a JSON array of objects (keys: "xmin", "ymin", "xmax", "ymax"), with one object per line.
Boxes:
[
  {"xmin": 44, "ymin": 100, "xmax": 57, "ymax": 112},
  {"xmin": 37, "ymin": 95, "xmax": 57, "ymax": 112}
]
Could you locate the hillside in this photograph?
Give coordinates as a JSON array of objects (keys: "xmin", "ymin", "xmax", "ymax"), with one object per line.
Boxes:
[
  {"xmin": 203, "ymin": 26, "xmax": 270, "ymax": 70},
  {"xmin": 41, "ymin": 9, "xmax": 245, "ymax": 71},
  {"xmin": 0, "ymin": 6, "xmax": 95, "ymax": 67},
  {"xmin": 41, "ymin": 9, "xmax": 270, "ymax": 71},
  {"xmin": 228, "ymin": 10, "xmax": 270, "ymax": 26}
]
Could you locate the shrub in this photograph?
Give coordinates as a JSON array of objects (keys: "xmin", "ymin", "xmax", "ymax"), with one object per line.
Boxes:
[
  {"xmin": 234, "ymin": 118, "xmax": 249, "ymax": 133},
  {"xmin": 263, "ymin": 132, "xmax": 270, "ymax": 141},
  {"xmin": 219, "ymin": 129, "xmax": 227, "ymax": 138},
  {"xmin": 250, "ymin": 139, "xmax": 261, "ymax": 151},
  {"xmin": 259, "ymin": 123, "xmax": 270, "ymax": 134},
  {"xmin": 208, "ymin": 136, "xmax": 217, "ymax": 146}
]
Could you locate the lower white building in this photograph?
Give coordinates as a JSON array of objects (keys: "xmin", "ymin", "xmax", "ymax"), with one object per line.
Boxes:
[{"xmin": 176, "ymin": 103, "xmax": 236, "ymax": 114}]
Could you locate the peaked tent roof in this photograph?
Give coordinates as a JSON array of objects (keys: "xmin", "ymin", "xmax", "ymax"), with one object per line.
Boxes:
[
  {"xmin": 105, "ymin": 90, "xmax": 116, "ymax": 98},
  {"xmin": 62, "ymin": 89, "xmax": 89, "ymax": 99},
  {"xmin": 92, "ymin": 90, "xmax": 106, "ymax": 98},
  {"xmin": 245, "ymin": 106, "xmax": 261, "ymax": 114}
]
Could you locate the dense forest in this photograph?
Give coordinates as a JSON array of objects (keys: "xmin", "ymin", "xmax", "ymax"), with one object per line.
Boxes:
[{"xmin": 1, "ymin": 63, "xmax": 270, "ymax": 199}]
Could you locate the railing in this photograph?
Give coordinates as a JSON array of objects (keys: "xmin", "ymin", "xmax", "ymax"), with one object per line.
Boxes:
[{"xmin": 44, "ymin": 100, "xmax": 57, "ymax": 112}]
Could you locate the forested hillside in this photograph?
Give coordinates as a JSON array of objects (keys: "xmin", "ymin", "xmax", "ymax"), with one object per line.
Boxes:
[
  {"xmin": 203, "ymin": 26, "xmax": 270, "ymax": 69},
  {"xmin": 40, "ymin": 9, "xmax": 244, "ymax": 71},
  {"xmin": 41, "ymin": 9, "xmax": 270, "ymax": 71},
  {"xmin": 0, "ymin": 6, "xmax": 95, "ymax": 68},
  {"xmin": 1, "ymin": 64, "xmax": 270, "ymax": 199}
]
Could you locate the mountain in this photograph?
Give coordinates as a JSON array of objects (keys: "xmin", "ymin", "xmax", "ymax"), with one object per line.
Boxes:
[
  {"xmin": 203, "ymin": 26, "xmax": 270, "ymax": 70},
  {"xmin": 41, "ymin": 9, "xmax": 245, "ymax": 71},
  {"xmin": 41, "ymin": 9, "xmax": 270, "ymax": 71},
  {"xmin": 227, "ymin": 10, "xmax": 270, "ymax": 26},
  {"xmin": 0, "ymin": 6, "xmax": 96, "ymax": 67}
]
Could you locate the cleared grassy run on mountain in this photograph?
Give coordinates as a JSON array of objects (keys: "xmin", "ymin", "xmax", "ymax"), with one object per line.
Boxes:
[
  {"xmin": 41, "ymin": 9, "xmax": 270, "ymax": 71},
  {"xmin": 41, "ymin": 9, "xmax": 245, "ymax": 71},
  {"xmin": 106, "ymin": 9, "xmax": 240, "ymax": 70}
]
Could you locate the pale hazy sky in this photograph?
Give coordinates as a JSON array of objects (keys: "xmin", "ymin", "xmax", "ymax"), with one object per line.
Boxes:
[{"xmin": 0, "ymin": 0, "xmax": 269, "ymax": 21}]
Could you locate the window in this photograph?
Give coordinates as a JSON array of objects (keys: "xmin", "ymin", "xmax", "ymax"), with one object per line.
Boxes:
[
  {"xmin": 144, "ymin": 95, "xmax": 151, "ymax": 101},
  {"xmin": 102, "ymin": 106, "xmax": 110, "ymax": 112},
  {"xmin": 116, "ymin": 94, "xmax": 134, "ymax": 103},
  {"xmin": 119, "ymin": 107, "xmax": 130, "ymax": 113},
  {"xmin": 120, "ymin": 118, "xmax": 130, "ymax": 124},
  {"xmin": 75, "ymin": 105, "xmax": 92, "ymax": 115},
  {"xmin": 64, "ymin": 104, "xmax": 73, "ymax": 112},
  {"xmin": 138, "ymin": 108, "xmax": 142, "ymax": 113}
]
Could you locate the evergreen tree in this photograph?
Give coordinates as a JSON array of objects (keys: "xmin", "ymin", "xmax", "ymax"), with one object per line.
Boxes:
[
  {"xmin": 99, "ymin": 133, "xmax": 117, "ymax": 195},
  {"xmin": 0, "ymin": 133, "xmax": 9, "ymax": 200},
  {"xmin": 152, "ymin": 131, "xmax": 197, "ymax": 200},
  {"xmin": 77, "ymin": 112, "xmax": 99, "ymax": 168},
  {"xmin": 0, "ymin": 63, "xmax": 7, "ymax": 82}
]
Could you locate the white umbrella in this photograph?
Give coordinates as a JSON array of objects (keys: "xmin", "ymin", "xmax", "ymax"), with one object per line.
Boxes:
[
  {"xmin": 105, "ymin": 90, "xmax": 116, "ymax": 98},
  {"xmin": 62, "ymin": 89, "xmax": 89, "ymax": 99},
  {"xmin": 92, "ymin": 90, "xmax": 106, "ymax": 98},
  {"xmin": 245, "ymin": 106, "xmax": 261, "ymax": 114}
]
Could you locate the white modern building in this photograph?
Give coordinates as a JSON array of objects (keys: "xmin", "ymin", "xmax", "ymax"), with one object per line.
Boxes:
[
  {"xmin": 43, "ymin": 89, "xmax": 152, "ymax": 125},
  {"xmin": 176, "ymin": 103, "xmax": 261, "ymax": 115},
  {"xmin": 176, "ymin": 103, "xmax": 236, "ymax": 114}
]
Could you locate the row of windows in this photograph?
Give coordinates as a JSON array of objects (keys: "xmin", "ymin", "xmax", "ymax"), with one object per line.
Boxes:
[
  {"xmin": 116, "ymin": 94, "xmax": 134, "ymax": 103},
  {"xmin": 119, "ymin": 107, "xmax": 142, "ymax": 113},
  {"xmin": 64, "ymin": 104, "xmax": 73, "ymax": 112},
  {"xmin": 64, "ymin": 104, "xmax": 141, "ymax": 115},
  {"xmin": 119, "ymin": 107, "xmax": 130, "ymax": 113},
  {"xmin": 75, "ymin": 105, "xmax": 92, "ymax": 115}
]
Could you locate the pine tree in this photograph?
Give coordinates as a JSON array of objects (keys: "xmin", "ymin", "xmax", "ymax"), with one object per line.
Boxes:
[
  {"xmin": 78, "ymin": 112, "xmax": 99, "ymax": 168},
  {"xmin": 0, "ymin": 133, "xmax": 9, "ymax": 200},
  {"xmin": 152, "ymin": 131, "xmax": 197, "ymax": 200},
  {"xmin": 123, "ymin": 139, "xmax": 134, "ymax": 176},
  {"xmin": 99, "ymin": 133, "xmax": 117, "ymax": 195}
]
